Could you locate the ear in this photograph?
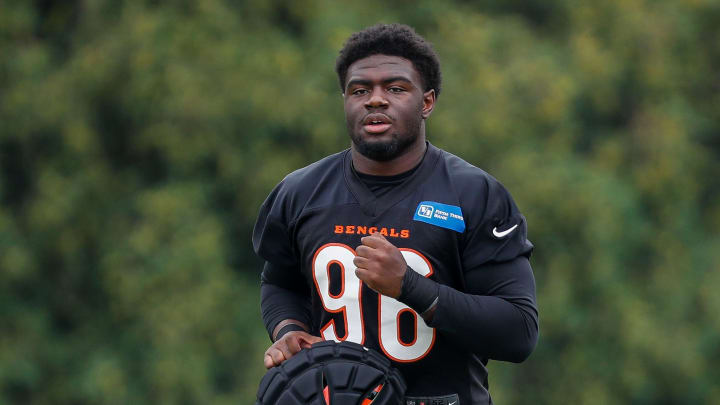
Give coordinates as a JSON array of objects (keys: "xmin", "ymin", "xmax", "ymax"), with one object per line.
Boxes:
[{"xmin": 421, "ymin": 89, "xmax": 436, "ymax": 119}]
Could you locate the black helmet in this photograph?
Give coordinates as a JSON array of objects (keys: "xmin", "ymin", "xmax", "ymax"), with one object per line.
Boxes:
[{"xmin": 256, "ymin": 340, "xmax": 406, "ymax": 405}]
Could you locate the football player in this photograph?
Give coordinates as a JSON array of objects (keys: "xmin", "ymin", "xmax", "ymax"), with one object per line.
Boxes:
[{"xmin": 253, "ymin": 23, "xmax": 538, "ymax": 404}]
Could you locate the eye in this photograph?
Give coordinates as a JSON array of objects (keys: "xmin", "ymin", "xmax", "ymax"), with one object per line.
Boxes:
[
  {"xmin": 388, "ymin": 87, "xmax": 405, "ymax": 93},
  {"xmin": 352, "ymin": 88, "xmax": 369, "ymax": 96}
]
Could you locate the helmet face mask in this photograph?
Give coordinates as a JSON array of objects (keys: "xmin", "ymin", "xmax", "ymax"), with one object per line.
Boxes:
[{"xmin": 256, "ymin": 341, "xmax": 407, "ymax": 405}]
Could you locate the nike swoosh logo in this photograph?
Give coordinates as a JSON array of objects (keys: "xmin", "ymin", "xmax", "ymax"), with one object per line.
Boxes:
[
  {"xmin": 492, "ymin": 224, "xmax": 518, "ymax": 238},
  {"xmin": 449, "ymin": 402, "xmax": 457, "ymax": 405}
]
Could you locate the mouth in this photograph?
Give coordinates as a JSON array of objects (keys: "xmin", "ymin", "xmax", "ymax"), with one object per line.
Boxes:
[{"xmin": 362, "ymin": 113, "xmax": 392, "ymax": 134}]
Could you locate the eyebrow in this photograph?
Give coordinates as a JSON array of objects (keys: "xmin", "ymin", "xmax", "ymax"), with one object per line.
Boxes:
[{"xmin": 345, "ymin": 76, "xmax": 414, "ymax": 90}]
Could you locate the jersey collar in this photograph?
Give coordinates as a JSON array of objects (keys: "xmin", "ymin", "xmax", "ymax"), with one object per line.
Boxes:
[{"xmin": 343, "ymin": 142, "xmax": 442, "ymax": 217}]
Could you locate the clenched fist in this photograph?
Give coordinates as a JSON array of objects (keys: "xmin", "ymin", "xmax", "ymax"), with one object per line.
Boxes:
[{"xmin": 353, "ymin": 232, "xmax": 407, "ymax": 298}]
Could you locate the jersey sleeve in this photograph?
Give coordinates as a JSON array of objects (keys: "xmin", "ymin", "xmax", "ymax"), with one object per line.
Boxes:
[
  {"xmin": 461, "ymin": 176, "xmax": 533, "ymax": 269},
  {"xmin": 252, "ymin": 180, "xmax": 299, "ymax": 275},
  {"xmin": 254, "ymin": 179, "xmax": 313, "ymax": 338}
]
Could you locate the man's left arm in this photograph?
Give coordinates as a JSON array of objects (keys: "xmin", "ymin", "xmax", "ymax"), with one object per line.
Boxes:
[
  {"xmin": 400, "ymin": 255, "xmax": 537, "ymax": 362},
  {"xmin": 355, "ymin": 233, "xmax": 538, "ymax": 363}
]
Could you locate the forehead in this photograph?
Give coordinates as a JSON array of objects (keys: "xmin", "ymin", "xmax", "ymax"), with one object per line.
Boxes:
[{"xmin": 345, "ymin": 54, "xmax": 421, "ymax": 84}]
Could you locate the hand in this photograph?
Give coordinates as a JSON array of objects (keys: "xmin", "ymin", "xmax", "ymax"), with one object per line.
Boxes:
[
  {"xmin": 264, "ymin": 331, "xmax": 323, "ymax": 369},
  {"xmin": 354, "ymin": 232, "xmax": 407, "ymax": 298}
]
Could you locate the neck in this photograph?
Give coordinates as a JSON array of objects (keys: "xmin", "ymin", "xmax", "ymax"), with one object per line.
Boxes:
[{"xmin": 351, "ymin": 135, "xmax": 427, "ymax": 176}]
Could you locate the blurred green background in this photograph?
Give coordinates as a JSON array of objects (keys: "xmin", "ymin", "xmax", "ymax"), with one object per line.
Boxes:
[{"xmin": 2, "ymin": 0, "xmax": 719, "ymax": 403}]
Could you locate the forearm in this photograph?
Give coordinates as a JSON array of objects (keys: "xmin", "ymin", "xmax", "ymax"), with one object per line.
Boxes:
[
  {"xmin": 430, "ymin": 284, "xmax": 537, "ymax": 362},
  {"xmin": 260, "ymin": 281, "xmax": 312, "ymax": 340},
  {"xmin": 398, "ymin": 256, "xmax": 538, "ymax": 362}
]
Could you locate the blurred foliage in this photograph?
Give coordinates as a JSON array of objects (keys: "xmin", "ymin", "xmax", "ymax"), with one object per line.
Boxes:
[{"xmin": 1, "ymin": 0, "xmax": 719, "ymax": 403}]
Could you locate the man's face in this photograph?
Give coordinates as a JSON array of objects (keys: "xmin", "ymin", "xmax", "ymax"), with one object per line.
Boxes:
[{"xmin": 343, "ymin": 54, "xmax": 435, "ymax": 162}]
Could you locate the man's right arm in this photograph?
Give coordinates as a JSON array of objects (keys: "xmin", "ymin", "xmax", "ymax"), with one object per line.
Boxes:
[
  {"xmin": 254, "ymin": 181, "xmax": 323, "ymax": 368},
  {"xmin": 259, "ymin": 263, "xmax": 312, "ymax": 338},
  {"xmin": 260, "ymin": 263, "xmax": 322, "ymax": 369}
]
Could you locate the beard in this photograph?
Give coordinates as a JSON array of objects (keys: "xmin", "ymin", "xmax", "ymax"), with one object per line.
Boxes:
[
  {"xmin": 350, "ymin": 131, "xmax": 418, "ymax": 162},
  {"xmin": 348, "ymin": 111, "xmax": 424, "ymax": 162}
]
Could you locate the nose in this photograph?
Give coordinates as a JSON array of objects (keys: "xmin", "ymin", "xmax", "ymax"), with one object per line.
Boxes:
[{"xmin": 364, "ymin": 87, "xmax": 389, "ymax": 109}]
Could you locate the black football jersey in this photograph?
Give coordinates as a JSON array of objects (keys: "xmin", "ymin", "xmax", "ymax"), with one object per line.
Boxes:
[{"xmin": 254, "ymin": 143, "xmax": 533, "ymax": 404}]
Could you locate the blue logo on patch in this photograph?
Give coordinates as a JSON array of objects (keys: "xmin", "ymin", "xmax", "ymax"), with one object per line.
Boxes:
[{"xmin": 413, "ymin": 201, "xmax": 465, "ymax": 233}]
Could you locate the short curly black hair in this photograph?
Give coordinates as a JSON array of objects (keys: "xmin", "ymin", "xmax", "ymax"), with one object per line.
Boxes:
[{"xmin": 335, "ymin": 23, "xmax": 441, "ymax": 97}]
